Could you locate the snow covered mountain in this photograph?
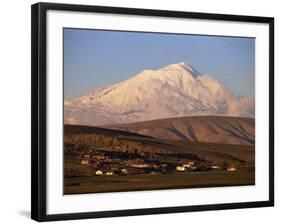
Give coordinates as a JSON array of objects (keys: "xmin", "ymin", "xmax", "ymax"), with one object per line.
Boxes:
[{"xmin": 64, "ymin": 62, "xmax": 254, "ymax": 126}]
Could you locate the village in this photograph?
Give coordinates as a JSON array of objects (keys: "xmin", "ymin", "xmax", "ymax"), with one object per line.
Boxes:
[
  {"xmin": 64, "ymin": 142, "xmax": 242, "ymax": 178},
  {"xmin": 63, "ymin": 125, "xmax": 255, "ymax": 194}
]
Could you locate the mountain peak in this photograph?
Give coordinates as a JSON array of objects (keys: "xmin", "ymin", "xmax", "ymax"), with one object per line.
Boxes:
[
  {"xmin": 159, "ymin": 62, "xmax": 202, "ymax": 78},
  {"xmin": 178, "ymin": 61, "xmax": 188, "ymax": 67}
]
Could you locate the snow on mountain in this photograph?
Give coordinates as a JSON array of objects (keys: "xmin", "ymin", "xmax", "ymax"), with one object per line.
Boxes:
[{"xmin": 64, "ymin": 62, "xmax": 255, "ymax": 126}]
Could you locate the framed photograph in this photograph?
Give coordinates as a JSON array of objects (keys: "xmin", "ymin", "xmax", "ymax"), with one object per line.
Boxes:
[{"xmin": 31, "ymin": 2, "xmax": 274, "ymax": 222}]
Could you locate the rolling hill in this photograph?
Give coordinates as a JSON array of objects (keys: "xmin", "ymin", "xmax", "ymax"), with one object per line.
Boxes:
[{"xmin": 105, "ymin": 116, "xmax": 255, "ymax": 146}]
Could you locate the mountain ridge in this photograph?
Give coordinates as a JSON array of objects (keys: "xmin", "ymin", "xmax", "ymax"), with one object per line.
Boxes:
[{"xmin": 104, "ymin": 116, "xmax": 255, "ymax": 146}]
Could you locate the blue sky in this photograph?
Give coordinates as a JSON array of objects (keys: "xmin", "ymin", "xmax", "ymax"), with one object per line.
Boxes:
[{"xmin": 64, "ymin": 28, "xmax": 255, "ymax": 99}]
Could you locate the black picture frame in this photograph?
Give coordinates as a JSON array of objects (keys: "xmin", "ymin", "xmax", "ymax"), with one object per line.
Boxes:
[{"xmin": 31, "ymin": 2, "xmax": 274, "ymax": 222}]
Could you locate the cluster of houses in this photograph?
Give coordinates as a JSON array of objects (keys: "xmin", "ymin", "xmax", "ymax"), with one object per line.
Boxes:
[
  {"xmin": 77, "ymin": 151, "xmax": 238, "ymax": 177},
  {"xmin": 176, "ymin": 162, "xmax": 237, "ymax": 172},
  {"xmin": 176, "ymin": 161, "xmax": 196, "ymax": 172},
  {"xmin": 95, "ymin": 170, "xmax": 113, "ymax": 176}
]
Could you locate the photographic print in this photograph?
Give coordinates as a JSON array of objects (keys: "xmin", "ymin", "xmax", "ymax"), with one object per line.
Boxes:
[
  {"xmin": 63, "ymin": 28, "xmax": 255, "ymax": 194},
  {"xmin": 31, "ymin": 3, "xmax": 274, "ymax": 221}
]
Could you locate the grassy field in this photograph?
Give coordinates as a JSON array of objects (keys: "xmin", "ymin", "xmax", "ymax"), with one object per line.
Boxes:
[{"xmin": 64, "ymin": 171, "xmax": 255, "ymax": 194}]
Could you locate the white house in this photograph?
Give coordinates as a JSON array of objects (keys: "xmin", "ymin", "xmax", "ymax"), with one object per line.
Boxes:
[
  {"xmin": 227, "ymin": 167, "xmax": 237, "ymax": 172},
  {"xmin": 121, "ymin": 168, "xmax": 128, "ymax": 174},
  {"xmin": 95, "ymin": 170, "xmax": 103, "ymax": 175},
  {"xmin": 176, "ymin": 166, "xmax": 185, "ymax": 171},
  {"xmin": 211, "ymin": 165, "xmax": 220, "ymax": 170}
]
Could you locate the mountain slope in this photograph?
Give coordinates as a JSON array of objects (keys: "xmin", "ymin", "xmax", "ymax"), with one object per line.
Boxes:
[
  {"xmin": 64, "ymin": 62, "xmax": 254, "ymax": 126},
  {"xmin": 106, "ymin": 116, "xmax": 255, "ymax": 146}
]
